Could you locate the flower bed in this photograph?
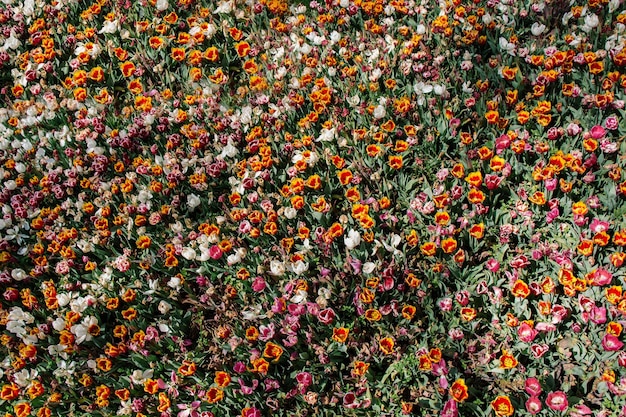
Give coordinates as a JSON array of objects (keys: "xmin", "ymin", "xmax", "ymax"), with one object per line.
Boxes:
[{"xmin": 2, "ymin": 0, "xmax": 626, "ymax": 415}]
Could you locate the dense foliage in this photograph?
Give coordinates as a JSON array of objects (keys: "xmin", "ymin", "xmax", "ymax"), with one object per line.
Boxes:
[{"xmin": 2, "ymin": 0, "xmax": 626, "ymax": 415}]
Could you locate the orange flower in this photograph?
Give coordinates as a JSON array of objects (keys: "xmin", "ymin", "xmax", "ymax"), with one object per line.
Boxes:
[
  {"xmin": 250, "ymin": 358, "xmax": 269, "ymax": 374},
  {"xmin": 229, "ymin": 27, "xmax": 243, "ymax": 40},
  {"xmin": 119, "ymin": 61, "xmax": 136, "ymax": 77},
  {"xmin": 499, "ymin": 349, "xmax": 518, "ymax": 369},
  {"xmin": 143, "ymin": 379, "xmax": 159, "ymax": 394},
  {"xmin": 485, "ymin": 110, "xmax": 499, "ymax": 124},
  {"xmin": 380, "ymin": 119, "xmax": 396, "ymax": 132},
  {"xmin": 450, "ymin": 379, "xmax": 469, "ymax": 402},
  {"xmin": 388, "ymin": 155, "xmax": 403, "ymax": 169},
  {"xmin": 243, "ymin": 59, "xmax": 258, "ymax": 74},
  {"xmin": 460, "ymin": 307, "xmax": 477, "ymax": 321},
  {"xmin": 73, "ymin": 87, "xmax": 87, "ymax": 101},
  {"xmin": 511, "ymin": 280, "xmax": 530, "ymax": 298},
  {"xmin": 204, "ymin": 46, "xmax": 219, "ymax": 62},
  {"xmin": 263, "ymin": 342, "xmax": 284, "ymax": 362},
  {"xmin": 364, "ymin": 308, "xmax": 382, "ymax": 321},
  {"xmin": 14, "ymin": 402, "xmax": 31, "ymax": 417},
  {"xmin": 577, "ymin": 240, "xmax": 594, "ymax": 256},
  {"xmin": 469, "ymin": 223, "xmax": 484, "ymax": 239},
  {"xmin": 206, "ymin": 387, "xmax": 224, "ymax": 403},
  {"xmin": 171, "ymin": 47, "xmax": 186, "ymax": 61},
  {"xmin": 607, "ymin": 321, "xmax": 623, "ymax": 337},
  {"xmin": 178, "ymin": 360, "xmax": 196, "ymax": 376},
  {"xmin": 465, "ymin": 171, "xmax": 483, "ymax": 187},
  {"xmin": 379, "ymin": 337, "xmax": 394, "ymax": 355},
  {"xmin": 420, "ymin": 242, "xmax": 437, "ymax": 256},
  {"xmin": 491, "ymin": 395, "xmax": 514, "ymax": 416},
  {"xmin": 441, "ymin": 237, "xmax": 458, "ymax": 254},
  {"xmin": 332, "ymin": 327, "xmax": 349, "ymax": 343},
  {"xmin": 337, "ymin": 169, "xmax": 353, "ymax": 185},
  {"xmin": 214, "ymin": 371, "xmax": 231, "ymax": 387},
  {"xmin": 149, "ymin": 36, "xmax": 164, "ymax": 49},
  {"xmin": 402, "ymin": 305, "xmax": 417, "ymax": 320},
  {"xmin": 0, "ymin": 383, "xmax": 20, "ymax": 401},
  {"xmin": 352, "ymin": 361, "xmax": 369, "ymax": 377},
  {"xmin": 501, "ymin": 66, "xmax": 518, "ymax": 81},
  {"xmin": 235, "ymin": 41, "xmax": 251, "ymax": 57},
  {"xmin": 572, "ymin": 201, "xmax": 588, "ymax": 216},
  {"xmin": 435, "ymin": 211, "xmax": 451, "ymax": 225},
  {"xmin": 88, "ymin": 66, "xmax": 104, "ymax": 82},
  {"xmin": 136, "ymin": 235, "xmax": 151, "ymax": 249}
]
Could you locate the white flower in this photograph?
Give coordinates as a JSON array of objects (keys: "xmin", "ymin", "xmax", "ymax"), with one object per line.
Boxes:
[
  {"xmin": 344, "ymin": 229, "xmax": 361, "ymax": 250},
  {"xmin": 2, "ymin": 31, "xmax": 21, "ymax": 51},
  {"xmin": 241, "ymin": 304, "xmax": 265, "ymax": 320},
  {"xmin": 383, "ymin": 234, "xmax": 402, "ymax": 256},
  {"xmin": 71, "ymin": 316, "xmax": 98, "ymax": 344},
  {"xmin": 11, "ymin": 268, "xmax": 27, "ymax": 281},
  {"xmin": 290, "ymin": 290, "xmax": 307, "ymax": 304},
  {"xmin": 168, "ymin": 276, "xmax": 182, "ymax": 290},
  {"xmin": 158, "ymin": 300, "xmax": 171, "ymax": 314},
  {"xmin": 181, "ymin": 247, "xmax": 196, "ymax": 260},
  {"xmin": 316, "ymin": 127, "xmax": 336, "ymax": 142},
  {"xmin": 291, "ymin": 260, "xmax": 309, "ymax": 275},
  {"xmin": 373, "ymin": 105, "xmax": 386, "ymax": 119},
  {"xmin": 283, "ymin": 207, "xmax": 297, "ymax": 219},
  {"xmin": 362, "ymin": 262, "xmax": 376, "ymax": 274},
  {"xmin": 531, "ymin": 22, "xmax": 546, "ymax": 36},
  {"xmin": 347, "ymin": 95, "xmax": 361, "ymax": 106},
  {"xmin": 130, "ymin": 369, "xmax": 153, "ymax": 384},
  {"xmin": 155, "ymin": 0, "xmax": 168, "ymax": 11},
  {"xmin": 70, "ymin": 296, "xmax": 90, "ymax": 313},
  {"xmin": 582, "ymin": 14, "xmax": 599, "ymax": 32},
  {"xmin": 433, "ymin": 84, "xmax": 446, "ymax": 95},
  {"xmin": 52, "ymin": 317, "xmax": 66, "ymax": 332},
  {"xmin": 187, "ymin": 194, "xmax": 201, "ymax": 211},
  {"xmin": 99, "ymin": 19, "xmax": 119, "ymax": 34},
  {"xmin": 269, "ymin": 260, "xmax": 285, "ymax": 276},
  {"xmin": 13, "ymin": 369, "xmax": 37, "ymax": 387},
  {"xmin": 220, "ymin": 140, "xmax": 238, "ymax": 158},
  {"xmin": 499, "ymin": 37, "xmax": 516, "ymax": 55}
]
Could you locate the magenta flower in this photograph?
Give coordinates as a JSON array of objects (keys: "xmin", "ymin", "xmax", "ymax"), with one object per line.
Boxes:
[
  {"xmin": 602, "ymin": 334, "xmax": 624, "ymax": 351},
  {"xmin": 590, "ymin": 125, "xmax": 606, "ymax": 139}
]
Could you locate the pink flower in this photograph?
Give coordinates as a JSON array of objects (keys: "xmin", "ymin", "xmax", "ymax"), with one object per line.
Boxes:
[
  {"xmin": 486, "ymin": 258, "xmax": 500, "ymax": 272},
  {"xmin": 588, "ymin": 268, "xmax": 613, "ymax": 286},
  {"xmin": 531, "ymin": 343, "xmax": 549, "ymax": 358},
  {"xmin": 605, "ymin": 116, "xmax": 619, "ymax": 130},
  {"xmin": 441, "ymin": 398, "xmax": 458, "ymax": 417},
  {"xmin": 208, "ymin": 245, "xmax": 223, "ymax": 260},
  {"xmin": 602, "ymin": 334, "xmax": 624, "ymax": 351},
  {"xmin": 518, "ymin": 322, "xmax": 538, "ymax": 342},
  {"xmin": 590, "ymin": 218, "xmax": 610, "ymax": 233},
  {"xmin": 343, "ymin": 392, "xmax": 360, "ymax": 409},
  {"xmin": 525, "ymin": 377, "xmax": 542, "ymax": 396},
  {"xmin": 590, "ymin": 124, "xmax": 606, "ymax": 139},
  {"xmin": 317, "ymin": 308, "xmax": 336, "ymax": 325},
  {"xmin": 251, "ymin": 276, "xmax": 266, "ymax": 292},
  {"xmin": 526, "ymin": 396, "xmax": 542, "ymax": 414},
  {"xmin": 571, "ymin": 404, "xmax": 593, "ymax": 417},
  {"xmin": 545, "ymin": 391, "xmax": 568, "ymax": 411}
]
